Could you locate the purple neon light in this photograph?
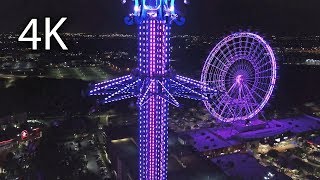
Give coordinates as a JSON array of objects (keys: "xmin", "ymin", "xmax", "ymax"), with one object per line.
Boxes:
[
  {"xmin": 94, "ymin": 75, "xmax": 132, "ymax": 87},
  {"xmin": 104, "ymin": 81, "xmax": 138, "ymax": 100},
  {"xmin": 176, "ymin": 75, "xmax": 216, "ymax": 92},
  {"xmin": 90, "ymin": 75, "xmax": 133, "ymax": 94},
  {"xmin": 236, "ymin": 75, "xmax": 244, "ymax": 84},
  {"xmin": 201, "ymin": 32, "xmax": 277, "ymax": 122},
  {"xmin": 170, "ymin": 79, "xmax": 208, "ymax": 100},
  {"xmin": 149, "ymin": 20, "xmax": 155, "ymax": 179},
  {"xmin": 137, "ymin": 19, "xmax": 170, "ymax": 180}
]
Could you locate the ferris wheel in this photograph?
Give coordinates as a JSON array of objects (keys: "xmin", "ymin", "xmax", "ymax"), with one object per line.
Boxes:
[{"xmin": 201, "ymin": 32, "xmax": 277, "ymax": 122}]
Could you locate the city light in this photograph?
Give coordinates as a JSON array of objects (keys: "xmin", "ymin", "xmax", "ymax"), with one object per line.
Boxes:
[{"xmin": 21, "ymin": 130, "xmax": 28, "ymax": 140}]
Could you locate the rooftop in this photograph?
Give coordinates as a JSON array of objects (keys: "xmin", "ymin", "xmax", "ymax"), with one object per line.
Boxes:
[
  {"xmin": 170, "ymin": 154, "xmax": 227, "ymax": 180},
  {"xmin": 111, "ymin": 138, "xmax": 139, "ymax": 176},
  {"xmin": 185, "ymin": 115, "xmax": 320, "ymax": 152},
  {"xmin": 233, "ymin": 119, "xmax": 267, "ymax": 132},
  {"xmin": 211, "ymin": 153, "xmax": 291, "ymax": 180},
  {"xmin": 187, "ymin": 129, "xmax": 234, "ymax": 152},
  {"xmin": 234, "ymin": 120, "xmax": 290, "ymax": 140},
  {"xmin": 279, "ymin": 115, "xmax": 320, "ymax": 134}
]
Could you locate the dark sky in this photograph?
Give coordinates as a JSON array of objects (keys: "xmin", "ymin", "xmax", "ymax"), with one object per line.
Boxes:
[{"xmin": 0, "ymin": 0, "xmax": 319, "ymax": 35}]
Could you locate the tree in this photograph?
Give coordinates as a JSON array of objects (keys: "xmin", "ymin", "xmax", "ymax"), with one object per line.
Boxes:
[{"xmin": 267, "ymin": 149, "xmax": 279, "ymax": 158}]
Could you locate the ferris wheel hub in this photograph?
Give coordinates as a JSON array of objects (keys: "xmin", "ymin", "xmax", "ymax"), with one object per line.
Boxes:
[{"xmin": 236, "ymin": 75, "xmax": 244, "ymax": 84}]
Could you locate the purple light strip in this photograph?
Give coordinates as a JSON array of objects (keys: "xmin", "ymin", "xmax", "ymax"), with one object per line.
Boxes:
[
  {"xmin": 149, "ymin": 19, "xmax": 156, "ymax": 180},
  {"xmin": 174, "ymin": 94, "xmax": 206, "ymax": 100},
  {"xmin": 157, "ymin": 80, "xmax": 180, "ymax": 107},
  {"xmin": 105, "ymin": 80, "xmax": 139, "ymax": 100},
  {"xmin": 170, "ymin": 79, "xmax": 208, "ymax": 100},
  {"xmin": 94, "ymin": 75, "xmax": 131, "ymax": 87},
  {"xmin": 176, "ymin": 75, "xmax": 215, "ymax": 92},
  {"xmin": 138, "ymin": 80, "xmax": 153, "ymax": 106},
  {"xmin": 105, "ymin": 95, "xmax": 136, "ymax": 103},
  {"xmin": 90, "ymin": 75, "xmax": 133, "ymax": 93}
]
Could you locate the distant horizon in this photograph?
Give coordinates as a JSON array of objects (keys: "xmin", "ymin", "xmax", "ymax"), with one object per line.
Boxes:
[
  {"xmin": 0, "ymin": 0, "xmax": 319, "ymax": 35},
  {"xmin": 1, "ymin": 31, "xmax": 320, "ymax": 37}
]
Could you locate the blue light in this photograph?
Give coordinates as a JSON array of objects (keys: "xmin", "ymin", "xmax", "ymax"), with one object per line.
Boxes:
[
  {"xmin": 134, "ymin": 5, "xmax": 140, "ymax": 13},
  {"xmin": 169, "ymin": 6, "xmax": 174, "ymax": 12},
  {"xmin": 170, "ymin": 0, "xmax": 175, "ymax": 12}
]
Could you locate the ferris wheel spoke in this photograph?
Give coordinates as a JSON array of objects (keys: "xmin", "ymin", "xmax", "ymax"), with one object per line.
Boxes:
[
  {"xmin": 215, "ymin": 54, "xmax": 228, "ymax": 68},
  {"xmin": 217, "ymin": 102, "xmax": 233, "ymax": 120},
  {"xmin": 207, "ymin": 75, "xmax": 225, "ymax": 81},
  {"xmin": 208, "ymin": 57, "xmax": 227, "ymax": 69},
  {"xmin": 255, "ymin": 47, "xmax": 266, "ymax": 61},
  {"xmin": 255, "ymin": 66, "xmax": 273, "ymax": 74},
  {"xmin": 240, "ymin": 63, "xmax": 250, "ymax": 72},
  {"xmin": 216, "ymin": 98, "xmax": 229, "ymax": 114},
  {"xmin": 229, "ymin": 86, "xmax": 239, "ymax": 99},
  {"xmin": 216, "ymin": 90, "xmax": 231, "ymax": 105},
  {"xmin": 226, "ymin": 43, "xmax": 236, "ymax": 58},
  {"xmin": 246, "ymin": 82, "xmax": 254, "ymax": 89},
  {"xmin": 247, "ymin": 41, "xmax": 259, "ymax": 57},
  {"xmin": 240, "ymin": 85, "xmax": 254, "ymax": 114},
  {"xmin": 222, "ymin": 81, "xmax": 230, "ymax": 87},
  {"xmin": 220, "ymin": 101, "xmax": 231, "ymax": 119},
  {"xmin": 255, "ymin": 81, "xmax": 272, "ymax": 86},
  {"xmin": 235, "ymin": 105, "xmax": 244, "ymax": 119},
  {"xmin": 248, "ymin": 43, "xmax": 262, "ymax": 60},
  {"xmin": 251, "ymin": 88, "xmax": 265, "ymax": 101},
  {"xmin": 243, "ymin": 105, "xmax": 251, "ymax": 118},
  {"xmin": 255, "ymin": 42, "xmax": 265, "ymax": 54},
  {"xmin": 245, "ymin": 79, "xmax": 256, "ymax": 84},
  {"xmin": 256, "ymin": 46, "xmax": 269, "ymax": 59},
  {"xmin": 211, "ymin": 70, "xmax": 225, "ymax": 77},
  {"xmin": 241, "ymin": 91, "xmax": 252, "ymax": 116},
  {"xmin": 220, "ymin": 83, "xmax": 236, "ymax": 102},
  {"xmin": 206, "ymin": 78, "xmax": 230, "ymax": 82},
  {"xmin": 228, "ymin": 67, "xmax": 239, "ymax": 78},
  {"xmin": 207, "ymin": 74, "xmax": 226, "ymax": 81},
  {"xmin": 252, "ymin": 84, "xmax": 269, "ymax": 93},
  {"xmin": 210, "ymin": 65, "xmax": 228, "ymax": 73},
  {"xmin": 228, "ymin": 82, "xmax": 238, "ymax": 94},
  {"xmin": 249, "ymin": 76, "xmax": 270, "ymax": 79},
  {"xmin": 256, "ymin": 64, "xmax": 272, "ymax": 73},
  {"xmin": 243, "ymin": 83, "xmax": 259, "ymax": 109},
  {"xmin": 237, "ymin": 84, "xmax": 243, "ymax": 102},
  {"xmin": 256, "ymin": 56, "xmax": 271, "ymax": 69},
  {"xmin": 219, "ymin": 49, "xmax": 232, "ymax": 64},
  {"xmin": 244, "ymin": 37, "xmax": 249, "ymax": 50},
  {"xmin": 244, "ymin": 81, "xmax": 256, "ymax": 86}
]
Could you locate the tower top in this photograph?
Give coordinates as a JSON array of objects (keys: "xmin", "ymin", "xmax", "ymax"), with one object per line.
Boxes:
[{"xmin": 123, "ymin": 0, "xmax": 188, "ymax": 25}]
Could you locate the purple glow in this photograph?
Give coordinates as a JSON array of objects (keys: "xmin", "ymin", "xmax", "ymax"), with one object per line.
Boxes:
[
  {"xmin": 236, "ymin": 75, "xmax": 244, "ymax": 84},
  {"xmin": 201, "ymin": 32, "xmax": 277, "ymax": 122}
]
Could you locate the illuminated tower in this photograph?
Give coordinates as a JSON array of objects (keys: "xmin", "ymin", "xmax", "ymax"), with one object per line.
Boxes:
[{"xmin": 90, "ymin": 0, "xmax": 214, "ymax": 179}]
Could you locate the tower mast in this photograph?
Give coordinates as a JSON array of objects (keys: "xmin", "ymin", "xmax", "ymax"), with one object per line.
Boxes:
[{"xmin": 90, "ymin": 1, "xmax": 215, "ymax": 179}]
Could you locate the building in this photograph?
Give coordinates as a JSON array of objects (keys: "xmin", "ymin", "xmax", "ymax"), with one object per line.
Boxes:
[{"xmin": 211, "ymin": 153, "xmax": 291, "ymax": 179}]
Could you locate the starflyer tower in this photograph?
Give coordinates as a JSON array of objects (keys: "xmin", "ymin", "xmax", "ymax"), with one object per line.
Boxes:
[{"xmin": 89, "ymin": 1, "xmax": 215, "ymax": 179}]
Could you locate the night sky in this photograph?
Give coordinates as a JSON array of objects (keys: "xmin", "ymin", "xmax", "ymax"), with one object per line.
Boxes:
[{"xmin": 0, "ymin": 0, "xmax": 319, "ymax": 35}]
